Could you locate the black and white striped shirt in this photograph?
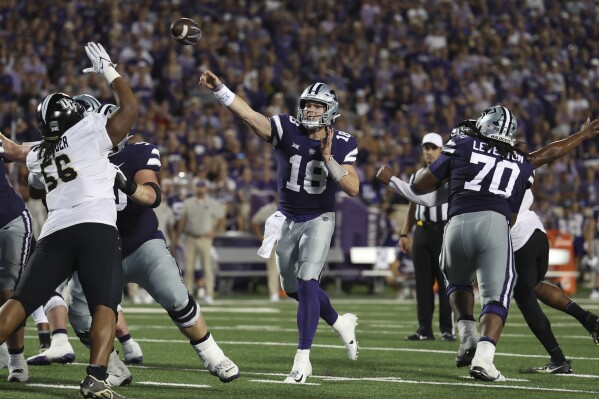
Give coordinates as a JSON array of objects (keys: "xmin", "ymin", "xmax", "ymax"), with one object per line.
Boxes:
[{"xmin": 410, "ymin": 167, "xmax": 448, "ymax": 223}]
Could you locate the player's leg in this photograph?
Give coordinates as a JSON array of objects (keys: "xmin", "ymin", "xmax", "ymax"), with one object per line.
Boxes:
[
  {"xmin": 442, "ymin": 216, "xmax": 478, "ymax": 368},
  {"xmin": 30, "ymin": 306, "xmax": 51, "ymax": 353},
  {"xmin": 127, "ymin": 239, "xmax": 239, "ymax": 382},
  {"xmin": 0, "ymin": 214, "xmax": 32, "ymax": 381},
  {"xmin": 27, "ymin": 293, "xmax": 75, "ymax": 365},
  {"xmin": 7, "ymin": 226, "xmax": 75, "ymax": 382},
  {"xmin": 115, "ymin": 307, "xmax": 143, "ymax": 364},
  {"xmin": 75, "ymin": 224, "xmax": 124, "ymax": 397},
  {"xmin": 470, "ymin": 212, "xmax": 513, "ymax": 382},
  {"xmin": 67, "ymin": 272, "xmax": 132, "ymax": 387},
  {"xmin": 514, "ymin": 230, "xmax": 571, "ymax": 374}
]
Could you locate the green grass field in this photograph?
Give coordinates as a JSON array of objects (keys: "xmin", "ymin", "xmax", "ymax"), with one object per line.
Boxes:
[{"xmin": 1, "ymin": 287, "xmax": 599, "ymax": 399}]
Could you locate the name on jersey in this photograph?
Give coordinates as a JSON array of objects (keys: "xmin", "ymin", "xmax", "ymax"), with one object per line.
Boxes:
[
  {"xmin": 54, "ymin": 136, "xmax": 69, "ymax": 152},
  {"xmin": 472, "ymin": 141, "xmax": 523, "ymax": 163}
]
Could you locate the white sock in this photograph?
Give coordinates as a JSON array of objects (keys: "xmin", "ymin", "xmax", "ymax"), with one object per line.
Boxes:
[
  {"xmin": 294, "ymin": 349, "xmax": 310, "ymax": 363},
  {"xmin": 192, "ymin": 333, "xmax": 224, "ymax": 369},
  {"xmin": 52, "ymin": 332, "xmax": 69, "ymax": 346},
  {"xmin": 475, "ymin": 340, "xmax": 496, "ymax": 364},
  {"xmin": 457, "ymin": 320, "xmax": 479, "ymax": 345},
  {"xmin": 9, "ymin": 352, "xmax": 25, "ymax": 368}
]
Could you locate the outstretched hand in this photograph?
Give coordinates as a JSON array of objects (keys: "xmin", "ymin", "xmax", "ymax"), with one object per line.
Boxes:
[
  {"xmin": 376, "ymin": 165, "xmax": 393, "ymax": 185},
  {"xmin": 199, "ymin": 70, "xmax": 221, "ymax": 90},
  {"xmin": 578, "ymin": 118, "xmax": 599, "ymax": 139},
  {"xmin": 83, "ymin": 42, "xmax": 116, "ymax": 74}
]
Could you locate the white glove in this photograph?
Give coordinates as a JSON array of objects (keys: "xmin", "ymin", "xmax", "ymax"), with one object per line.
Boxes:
[{"xmin": 82, "ymin": 42, "xmax": 121, "ymax": 84}]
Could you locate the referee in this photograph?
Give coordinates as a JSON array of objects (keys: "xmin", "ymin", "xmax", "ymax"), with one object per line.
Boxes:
[{"xmin": 400, "ymin": 133, "xmax": 454, "ymax": 341}]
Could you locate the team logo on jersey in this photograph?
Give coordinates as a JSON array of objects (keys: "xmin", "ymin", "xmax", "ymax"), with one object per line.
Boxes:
[
  {"xmin": 292, "ymin": 143, "xmax": 300, "ymax": 150},
  {"xmin": 309, "ymin": 149, "xmax": 316, "ymax": 155}
]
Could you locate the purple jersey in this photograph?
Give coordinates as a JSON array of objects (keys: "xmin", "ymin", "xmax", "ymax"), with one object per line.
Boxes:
[
  {"xmin": 428, "ymin": 134, "xmax": 534, "ymax": 221},
  {"xmin": 270, "ymin": 114, "xmax": 358, "ymax": 221},
  {"xmin": 110, "ymin": 142, "xmax": 164, "ymax": 257},
  {"xmin": 0, "ymin": 159, "xmax": 26, "ymax": 228}
]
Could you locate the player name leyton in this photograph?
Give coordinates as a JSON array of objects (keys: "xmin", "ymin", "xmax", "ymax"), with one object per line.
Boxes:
[{"xmin": 472, "ymin": 141, "xmax": 524, "ymax": 162}]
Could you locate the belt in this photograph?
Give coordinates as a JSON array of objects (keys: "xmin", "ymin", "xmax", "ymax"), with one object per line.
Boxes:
[
  {"xmin": 416, "ymin": 220, "xmax": 446, "ymax": 233},
  {"xmin": 416, "ymin": 220, "xmax": 446, "ymax": 227}
]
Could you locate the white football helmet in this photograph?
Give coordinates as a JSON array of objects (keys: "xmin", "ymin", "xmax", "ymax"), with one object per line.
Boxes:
[
  {"xmin": 296, "ymin": 83, "xmax": 340, "ymax": 129},
  {"xmin": 475, "ymin": 105, "xmax": 518, "ymax": 145}
]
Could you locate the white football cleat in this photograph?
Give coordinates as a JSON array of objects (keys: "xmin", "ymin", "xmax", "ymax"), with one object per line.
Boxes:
[
  {"xmin": 0, "ymin": 343, "xmax": 8, "ymax": 370},
  {"xmin": 123, "ymin": 339, "xmax": 143, "ymax": 365},
  {"xmin": 7, "ymin": 355, "xmax": 28, "ymax": 382},
  {"xmin": 107, "ymin": 349, "xmax": 132, "ymax": 386},
  {"xmin": 332, "ymin": 313, "xmax": 359, "ymax": 360},
  {"xmin": 27, "ymin": 335, "xmax": 75, "ymax": 366},
  {"xmin": 470, "ymin": 361, "xmax": 507, "ymax": 382},
  {"xmin": 210, "ymin": 357, "xmax": 240, "ymax": 383},
  {"xmin": 284, "ymin": 351, "xmax": 312, "ymax": 384},
  {"xmin": 469, "ymin": 341, "xmax": 506, "ymax": 382}
]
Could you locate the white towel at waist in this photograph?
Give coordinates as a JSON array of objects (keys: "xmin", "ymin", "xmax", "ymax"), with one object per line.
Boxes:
[{"xmin": 257, "ymin": 211, "xmax": 285, "ymax": 258}]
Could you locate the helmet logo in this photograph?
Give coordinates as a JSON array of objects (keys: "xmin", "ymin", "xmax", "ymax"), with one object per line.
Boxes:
[
  {"xmin": 49, "ymin": 121, "xmax": 60, "ymax": 132},
  {"xmin": 57, "ymin": 98, "xmax": 79, "ymax": 112}
]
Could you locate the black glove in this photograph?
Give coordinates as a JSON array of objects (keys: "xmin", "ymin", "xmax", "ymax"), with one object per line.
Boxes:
[{"xmin": 114, "ymin": 165, "xmax": 137, "ymax": 196}]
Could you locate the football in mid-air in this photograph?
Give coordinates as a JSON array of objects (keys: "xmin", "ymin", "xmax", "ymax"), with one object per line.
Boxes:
[{"xmin": 170, "ymin": 18, "xmax": 201, "ymax": 45}]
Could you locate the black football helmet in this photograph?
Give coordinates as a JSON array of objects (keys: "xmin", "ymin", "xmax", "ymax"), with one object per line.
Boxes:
[{"xmin": 36, "ymin": 93, "xmax": 85, "ymax": 142}]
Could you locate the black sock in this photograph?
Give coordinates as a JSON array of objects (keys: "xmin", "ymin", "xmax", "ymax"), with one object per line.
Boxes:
[
  {"xmin": 38, "ymin": 331, "xmax": 51, "ymax": 348},
  {"xmin": 548, "ymin": 345, "xmax": 566, "ymax": 364},
  {"xmin": 86, "ymin": 364, "xmax": 108, "ymax": 381},
  {"xmin": 190, "ymin": 332, "xmax": 210, "ymax": 346},
  {"xmin": 118, "ymin": 333, "xmax": 131, "ymax": 344},
  {"xmin": 8, "ymin": 346, "xmax": 24, "ymax": 355},
  {"xmin": 564, "ymin": 301, "xmax": 589, "ymax": 325},
  {"xmin": 52, "ymin": 328, "xmax": 68, "ymax": 336}
]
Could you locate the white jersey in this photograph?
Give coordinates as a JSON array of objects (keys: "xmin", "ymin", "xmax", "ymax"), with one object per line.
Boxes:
[
  {"xmin": 26, "ymin": 112, "xmax": 117, "ymax": 239},
  {"xmin": 511, "ymin": 189, "xmax": 546, "ymax": 251}
]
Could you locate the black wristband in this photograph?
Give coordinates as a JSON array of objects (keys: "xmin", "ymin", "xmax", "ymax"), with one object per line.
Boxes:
[
  {"xmin": 399, "ymin": 234, "xmax": 408, "ymax": 238},
  {"xmin": 124, "ymin": 180, "xmax": 138, "ymax": 196},
  {"xmin": 143, "ymin": 182, "xmax": 162, "ymax": 208}
]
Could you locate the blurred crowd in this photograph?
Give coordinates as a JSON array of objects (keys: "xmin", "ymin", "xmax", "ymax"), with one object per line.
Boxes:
[{"xmin": 1, "ymin": 0, "xmax": 599, "ymax": 261}]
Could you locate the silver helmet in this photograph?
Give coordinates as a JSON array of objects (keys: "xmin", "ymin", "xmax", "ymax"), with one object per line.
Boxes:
[
  {"xmin": 73, "ymin": 94, "xmax": 101, "ymax": 114},
  {"xmin": 475, "ymin": 105, "xmax": 518, "ymax": 145},
  {"xmin": 296, "ymin": 83, "xmax": 339, "ymax": 129}
]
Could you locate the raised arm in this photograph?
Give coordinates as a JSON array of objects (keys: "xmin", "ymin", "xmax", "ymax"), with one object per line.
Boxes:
[
  {"xmin": 199, "ymin": 70, "xmax": 271, "ymax": 141},
  {"xmin": 0, "ymin": 132, "xmax": 32, "ymax": 163},
  {"xmin": 529, "ymin": 118, "xmax": 599, "ymax": 169},
  {"xmin": 82, "ymin": 42, "xmax": 139, "ymax": 145}
]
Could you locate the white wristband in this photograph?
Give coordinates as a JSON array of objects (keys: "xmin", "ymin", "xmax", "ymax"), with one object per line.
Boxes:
[
  {"xmin": 213, "ymin": 84, "xmax": 235, "ymax": 106},
  {"xmin": 325, "ymin": 157, "xmax": 348, "ymax": 182},
  {"xmin": 103, "ymin": 66, "xmax": 121, "ymax": 85}
]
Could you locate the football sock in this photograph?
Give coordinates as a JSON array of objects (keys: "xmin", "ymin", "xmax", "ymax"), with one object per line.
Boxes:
[
  {"xmin": 548, "ymin": 345, "xmax": 566, "ymax": 364},
  {"xmin": 564, "ymin": 301, "xmax": 588, "ymax": 325},
  {"xmin": 297, "ymin": 279, "xmax": 320, "ymax": 350},
  {"xmin": 117, "ymin": 333, "xmax": 132, "ymax": 344},
  {"xmin": 317, "ymin": 287, "xmax": 338, "ymax": 326},
  {"xmin": 38, "ymin": 331, "xmax": 51, "ymax": 349},
  {"xmin": 87, "ymin": 364, "xmax": 108, "ymax": 381}
]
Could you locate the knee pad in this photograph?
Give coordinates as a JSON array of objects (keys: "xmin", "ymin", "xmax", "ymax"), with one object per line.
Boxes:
[
  {"xmin": 31, "ymin": 305, "xmax": 49, "ymax": 325},
  {"xmin": 44, "ymin": 294, "xmax": 67, "ymax": 314},
  {"xmin": 480, "ymin": 301, "xmax": 508, "ymax": 324},
  {"xmin": 446, "ymin": 284, "xmax": 473, "ymax": 297},
  {"xmin": 167, "ymin": 294, "xmax": 200, "ymax": 329}
]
